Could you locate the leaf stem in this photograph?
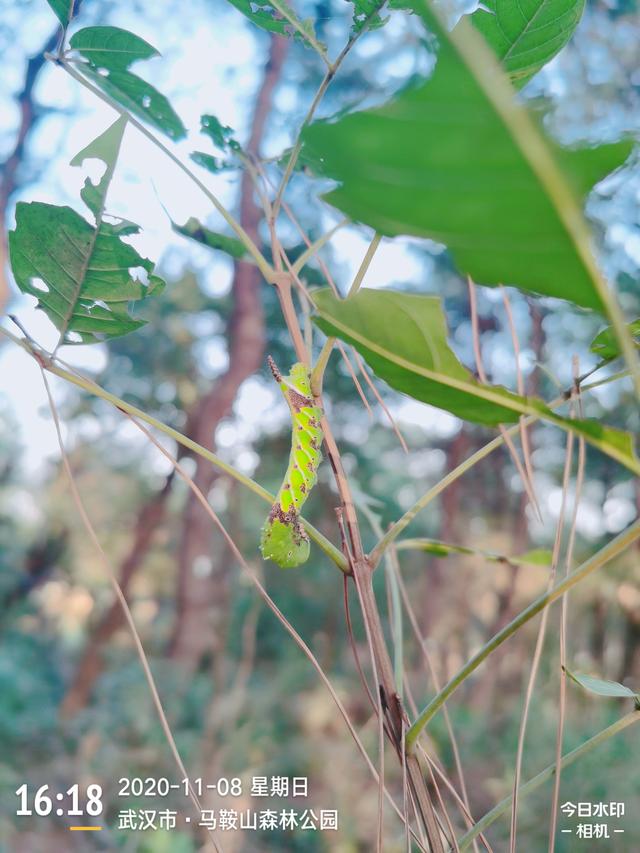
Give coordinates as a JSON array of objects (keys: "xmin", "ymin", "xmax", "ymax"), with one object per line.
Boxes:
[
  {"xmin": 310, "ymin": 335, "xmax": 335, "ymax": 396},
  {"xmin": 347, "ymin": 232, "xmax": 381, "ymax": 297},
  {"xmin": 291, "ymin": 218, "xmax": 349, "ymax": 275},
  {"xmin": 405, "ymin": 517, "xmax": 640, "ymax": 752},
  {"xmin": 270, "ymin": 0, "xmax": 331, "ymax": 67},
  {"xmin": 309, "ymin": 232, "xmax": 381, "ymax": 395}
]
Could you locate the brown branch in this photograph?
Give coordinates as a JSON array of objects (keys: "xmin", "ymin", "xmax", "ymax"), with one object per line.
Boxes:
[
  {"xmin": 168, "ymin": 34, "xmax": 288, "ymax": 668},
  {"xmin": 60, "ymin": 474, "xmax": 174, "ymax": 718}
]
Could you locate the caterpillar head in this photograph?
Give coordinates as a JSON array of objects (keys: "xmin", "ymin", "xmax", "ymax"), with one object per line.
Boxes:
[{"xmin": 260, "ymin": 509, "xmax": 310, "ymax": 569}]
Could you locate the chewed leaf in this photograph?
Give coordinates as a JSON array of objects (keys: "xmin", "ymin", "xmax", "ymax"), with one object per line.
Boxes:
[
  {"xmin": 199, "ymin": 115, "xmax": 241, "ymax": 152},
  {"xmin": 69, "ymin": 26, "xmax": 186, "ymax": 140},
  {"xmin": 8, "ymin": 118, "xmax": 164, "ymax": 346},
  {"xmin": 225, "ymin": 0, "xmax": 291, "ymax": 35},
  {"xmin": 349, "ymin": 0, "xmax": 388, "ymax": 34},
  {"xmin": 189, "ymin": 115, "xmax": 241, "ymax": 174},
  {"xmin": 567, "ymin": 671, "xmax": 639, "ymax": 701},
  {"xmin": 226, "ymin": 0, "xmax": 325, "ymax": 51}
]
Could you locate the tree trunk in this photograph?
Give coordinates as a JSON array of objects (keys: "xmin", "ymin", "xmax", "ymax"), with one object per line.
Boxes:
[
  {"xmin": 168, "ymin": 35, "xmax": 287, "ymax": 670},
  {"xmin": 60, "ymin": 474, "xmax": 174, "ymax": 717}
]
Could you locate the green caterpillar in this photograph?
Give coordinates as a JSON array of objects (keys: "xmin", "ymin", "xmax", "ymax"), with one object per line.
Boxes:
[{"xmin": 260, "ymin": 357, "xmax": 324, "ymax": 568}]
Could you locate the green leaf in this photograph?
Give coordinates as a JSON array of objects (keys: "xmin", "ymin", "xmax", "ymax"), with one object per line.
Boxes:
[
  {"xmin": 173, "ymin": 217, "xmax": 249, "ymax": 260},
  {"xmin": 199, "ymin": 115, "xmax": 241, "ymax": 152},
  {"xmin": 225, "ymin": 0, "xmax": 324, "ymax": 50},
  {"xmin": 312, "ymin": 288, "xmax": 640, "ymax": 474},
  {"xmin": 8, "ymin": 118, "xmax": 164, "ymax": 346},
  {"xmin": 190, "ymin": 153, "xmax": 234, "ymax": 174},
  {"xmin": 189, "ymin": 115, "xmax": 241, "ymax": 174},
  {"xmin": 69, "ymin": 27, "xmax": 186, "ymax": 141},
  {"xmin": 69, "ymin": 26, "xmax": 159, "ymax": 68},
  {"xmin": 590, "ymin": 319, "xmax": 640, "ymax": 361},
  {"xmin": 301, "ymin": 3, "xmax": 632, "ymax": 313},
  {"xmin": 349, "ymin": 0, "xmax": 387, "ymax": 34},
  {"xmin": 225, "ymin": 0, "xmax": 291, "ymax": 35},
  {"xmin": 45, "ymin": 0, "xmax": 74, "ymax": 27},
  {"xmin": 396, "ymin": 538, "xmax": 552, "ymax": 567},
  {"xmin": 472, "ymin": 0, "xmax": 585, "ymax": 88},
  {"xmin": 567, "ymin": 671, "xmax": 639, "ymax": 701}
]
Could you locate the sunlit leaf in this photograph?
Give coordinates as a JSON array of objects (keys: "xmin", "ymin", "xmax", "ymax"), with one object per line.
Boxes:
[
  {"xmin": 301, "ymin": 3, "xmax": 632, "ymax": 312},
  {"xmin": 312, "ymin": 288, "xmax": 640, "ymax": 474},
  {"xmin": 567, "ymin": 671, "xmax": 639, "ymax": 701},
  {"xmin": 472, "ymin": 0, "xmax": 585, "ymax": 88},
  {"xmin": 9, "ymin": 118, "xmax": 164, "ymax": 346},
  {"xmin": 590, "ymin": 319, "xmax": 640, "ymax": 361},
  {"xmin": 69, "ymin": 27, "xmax": 186, "ymax": 140},
  {"xmin": 174, "ymin": 217, "xmax": 249, "ymax": 260}
]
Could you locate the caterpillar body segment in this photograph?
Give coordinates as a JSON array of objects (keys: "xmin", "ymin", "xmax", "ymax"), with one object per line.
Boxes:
[{"xmin": 260, "ymin": 359, "xmax": 324, "ymax": 569}]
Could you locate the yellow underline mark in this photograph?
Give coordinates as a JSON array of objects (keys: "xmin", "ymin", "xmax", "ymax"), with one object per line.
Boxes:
[{"xmin": 69, "ymin": 826, "xmax": 103, "ymax": 831}]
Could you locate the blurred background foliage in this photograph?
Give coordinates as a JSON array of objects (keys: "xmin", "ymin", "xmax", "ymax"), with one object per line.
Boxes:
[{"xmin": 1, "ymin": 0, "xmax": 640, "ymax": 849}]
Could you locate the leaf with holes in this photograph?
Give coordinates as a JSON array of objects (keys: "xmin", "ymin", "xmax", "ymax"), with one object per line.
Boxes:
[
  {"xmin": 8, "ymin": 117, "xmax": 164, "ymax": 346},
  {"xmin": 302, "ymin": 2, "xmax": 632, "ymax": 313},
  {"xmin": 226, "ymin": 0, "xmax": 323, "ymax": 49},
  {"xmin": 173, "ymin": 217, "xmax": 249, "ymax": 261},
  {"xmin": 312, "ymin": 288, "xmax": 640, "ymax": 474},
  {"xmin": 567, "ymin": 671, "xmax": 639, "ymax": 701},
  {"xmin": 349, "ymin": 0, "xmax": 387, "ymax": 35},
  {"xmin": 190, "ymin": 114, "xmax": 242, "ymax": 174},
  {"xmin": 69, "ymin": 27, "xmax": 186, "ymax": 140},
  {"xmin": 472, "ymin": 0, "xmax": 585, "ymax": 88}
]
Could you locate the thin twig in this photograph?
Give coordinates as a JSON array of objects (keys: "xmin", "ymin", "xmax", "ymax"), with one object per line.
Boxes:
[
  {"xmin": 405, "ymin": 517, "xmax": 640, "ymax": 750},
  {"xmin": 458, "ymin": 712, "xmax": 640, "ymax": 850},
  {"xmin": 468, "ymin": 278, "xmax": 540, "ymax": 520},
  {"xmin": 128, "ymin": 413, "xmax": 427, "ymax": 848},
  {"xmin": 351, "ymin": 350, "xmax": 409, "ymax": 453},
  {"xmin": 40, "ymin": 370, "xmax": 223, "ymax": 853},
  {"xmin": 549, "ymin": 363, "xmax": 586, "ymax": 852},
  {"xmin": 369, "ymin": 363, "xmax": 624, "ymax": 568},
  {"xmin": 509, "ymin": 420, "xmax": 575, "ymax": 851},
  {"xmin": 501, "ymin": 286, "xmax": 537, "ymax": 502},
  {"xmin": 395, "ymin": 564, "xmax": 486, "ymax": 853}
]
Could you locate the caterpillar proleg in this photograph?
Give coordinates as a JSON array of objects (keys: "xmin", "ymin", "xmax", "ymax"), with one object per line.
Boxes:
[{"xmin": 260, "ymin": 357, "xmax": 324, "ymax": 568}]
